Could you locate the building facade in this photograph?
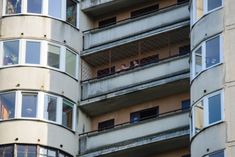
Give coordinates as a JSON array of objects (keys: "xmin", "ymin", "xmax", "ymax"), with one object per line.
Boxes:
[{"xmin": 0, "ymin": 0, "xmax": 232, "ymax": 157}]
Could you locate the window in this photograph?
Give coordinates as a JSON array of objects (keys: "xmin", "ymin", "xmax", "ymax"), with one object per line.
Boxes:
[
  {"xmin": 193, "ymin": 0, "xmax": 223, "ymax": 23},
  {"xmin": 194, "ymin": 47, "xmax": 202, "ymax": 76},
  {"xmin": 62, "ymin": 99, "xmax": 73, "ymax": 129},
  {"xmin": 179, "ymin": 45, "xmax": 190, "ymax": 56},
  {"xmin": 44, "ymin": 95, "xmax": 57, "ymax": 122},
  {"xmin": 194, "ymin": 101, "xmax": 204, "ymax": 134},
  {"xmin": 177, "ymin": 0, "xmax": 189, "ymax": 4},
  {"xmin": 0, "ymin": 92, "xmax": 15, "ymax": 120},
  {"xmin": 1, "ymin": 145, "xmax": 72, "ymax": 157},
  {"xmin": 98, "ymin": 119, "xmax": 114, "ymax": 131},
  {"xmin": 181, "ymin": 99, "xmax": 190, "ymax": 110},
  {"xmin": 3, "ymin": 40, "xmax": 19, "ymax": 65},
  {"xmin": 6, "ymin": 0, "xmax": 21, "ymax": 14},
  {"xmin": 130, "ymin": 107, "xmax": 159, "ymax": 123},
  {"xmin": 39, "ymin": 147, "xmax": 56, "ymax": 157},
  {"xmin": 27, "ymin": 0, "xmax": 42, "ymax": 14},
  {"xmin": 4, "ymin": 0, "xmax": 78, "ymax": 28},
  {"xmin": 26, "ymin": 41, "xmax": 40, "ymax": 64},
  {"xmin": 207, "ymin": 0, "xmax": 222, "ymax": 12},
  {"xmin": 208, "ymin": 151, "xmax": 224, "ymax": 157},
  {"xmin": 206, "ymin": 36, "xmax": 220, "ymax": 68},
  {"xmin": 131, "ymin": 4, "xmax": 159, "ymax": 18},
  {"xmin": 66, "ymin": 0, "xmax": 77, "ymax": 26},
  {"xmin": 48, "ymin": 0, "xmax": 62, "ymax": 18},
  {"xmin": 0, "ymin": 145, "xmax": 14, "ymax": 157},
  {"xmin": 192, "ymin": 35, "xmax": 222, "ymax": 78},
  {"xmin": 97, "ymin": 66, "xmax": 115, "ymax": 78},
  {"xmin": 208, "ymin": 93, "xmax": 222, "ymax": 124},
  {"xmin": 21, "ymin": 93, "xmax": 37, "ymax": 118},
  {"xmin": 192, "ymin": 90, "xmax": 223, "ymax": 135},
  {"xmin": 98, "ymin": 17, "xmax": 116, "ymax": 28},
  {"xmin": 17, "ymin": 145, "xmax": 37, "ymax": 157},
  {"xmin": 47, "ymin": 44, "xmax": 60, "ymax": 69},
  {"xmin": 140, "ymin": 54, "xmax": 159, "ymax": 65},
  {"xmin": 65, "ymin": 49, "xmax": 76, "ymax": 77}
]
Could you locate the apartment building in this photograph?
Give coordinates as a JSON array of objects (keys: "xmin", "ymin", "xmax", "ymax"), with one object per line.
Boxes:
[{"xmin": 0, "ymin": 0, "xmax": 233, "ymax": 157}]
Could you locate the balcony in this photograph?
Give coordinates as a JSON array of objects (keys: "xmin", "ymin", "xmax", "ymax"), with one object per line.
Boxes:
[
  {"xmin": 81, "ymin": 54, "xmax": 190, "ymax": 116},
  {"xmin": 82, "ymin": 2, "xmax": 189, "ymax": 53},
  {"xmin": 79, "ymin": 109, "xmax": 190, "ymax": 157}
]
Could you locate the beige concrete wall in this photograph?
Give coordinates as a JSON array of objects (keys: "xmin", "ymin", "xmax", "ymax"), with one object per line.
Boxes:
[
  {"xmin": 93, "ymin": 0, "xmax": 177, "ymax": 28},
  {"xmin": 149, "ymin": 147, "xmax": 190, "ymax": 157},
  {"xmin": 0, "ymin": 16, "xmax": 82, "ymax": 52},
  {"xmin": 91, "ymin": 92, "xmax": 189, "ymax": 130},
  {"xmin": 0, "ymin": 120, "xmax": 78, "ymax": 156},
  {"xmin": 0, "ymin": 67, "xmax": 79, "ymax": 102}
]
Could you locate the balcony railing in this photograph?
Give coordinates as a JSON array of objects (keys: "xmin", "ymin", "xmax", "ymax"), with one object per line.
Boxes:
[
  {"xmin": 79, "ymin": 108, "xmax": 190, "ymax": 154},
  {"xmin": 81, "ymin": 53, "xmax": 190, "ymax": 100},
  {"xmin": 83, "ymin": 2, "xmax": 189, "ymax": 51}
]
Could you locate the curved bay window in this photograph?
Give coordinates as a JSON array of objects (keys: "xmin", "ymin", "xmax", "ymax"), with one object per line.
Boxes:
[
  {"xmin": 0, "ymin": 145, "xmax": 72, "ymax": 157},
  {"xmin": 3, "ymin": 0, "xmax": 79, "ymax": 28},
  {"xmin": 0, "ymin": 91, "xmax": 76, "ymax": 131},
  {"xmin": 1, "ymin": 39, "xmax": 79, "ymax": 79}
]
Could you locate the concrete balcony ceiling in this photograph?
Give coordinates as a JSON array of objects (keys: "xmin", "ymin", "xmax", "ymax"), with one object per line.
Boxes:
[{"xmin": 81, "ymin": 0, "xmax": 154, "ymax": 16}]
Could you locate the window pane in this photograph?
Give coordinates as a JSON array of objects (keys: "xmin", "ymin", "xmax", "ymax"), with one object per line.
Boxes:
[
  {"xmin": 44, "ymin": 95, "xmax": 57, "ymax": 122},
  {"xmin": 3, "ymin": 41, "xmax": 19, "ymax": 65},
  {"xmin": 206, "ymin": 36, "xmax": 220, "ymax": 68},
  {"xmin": 21, "ymin": 93, "xmax": 37, "ymax": 118},
  {"xmin": 196, "ymin": 0, "xmax": 204, "ymax": 20},
  {"xmin": 48, "ymin": 44, "xmax": 60, "ymax": 69},
  {"xmin": 26, "ymin": 41, "xmax": 40, "ymax": 64},
  {"xmin": 208, "ymin": 0, "xmax": 222, "ymax": 11},
  {"xmin": 0, "ymin": 145, "xmax": 14, "ymax": 157},
  {"xmin": 195, "ymin": 47, "xmax": 202, "ymax": 75},
  {"xmin": 66, "ymin": 0, "xmax": 77, "ymax": 26},
  {"xmin": 48, "ymin": 149, "xmax": 56, "ymax": 157},
  {"xmin": 62, "ymin": 99, "xmax": 73, "ymax": 129},
  {"xmin": 65, "ymin": 50, "xmax": 76, "ymax": 77},
  {"xmin": 0, "ymin": 93, "xmax": 15, "ymax": 120},
  {"xmin": 49, "ymin": 0, "xmax": 62, "ymax": 18},
  {"xmin": 194, "ymin": 101, "xmax": 204, "ymax": 133},
  {"xmin": 6, "ymin": 0, "xmax": 21, "ymax": 14},
  {"xmin": 27, "ymin": 0, "xmax": 42, "ymax": 13},
  {"xmin": 17, "ymin": 145, "xmax": 36, "ymax": 157},
  {"xmin": 208, "ymin": 93, "xmax": 221, "ymax": 124},
  {"xmin": 209, "ymin": 151, "xmax": 224, "ymax": 157}
]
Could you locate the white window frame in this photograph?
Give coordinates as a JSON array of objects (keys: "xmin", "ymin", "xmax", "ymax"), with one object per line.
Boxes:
[
  {"xmin": 0, "ymin": 39, "xmax": 79, "ymax": 80},
  {"xmin": 191, "ymin": 34, "xmax": 223, "ymax": 79},
  {"xmin": 192, "ymin": 0, "xmax": 224, "ymax": 25},
  {"xmin": 0, "ymin": 90, "xmax": 76, "ymax": 131},
  {"xmin": 191, "ymin": 90, "xmax": 224, "ymax": 136},
  {"xmin": 2, "ymin": 0, "xmax": 79, "ymax": 28}
]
